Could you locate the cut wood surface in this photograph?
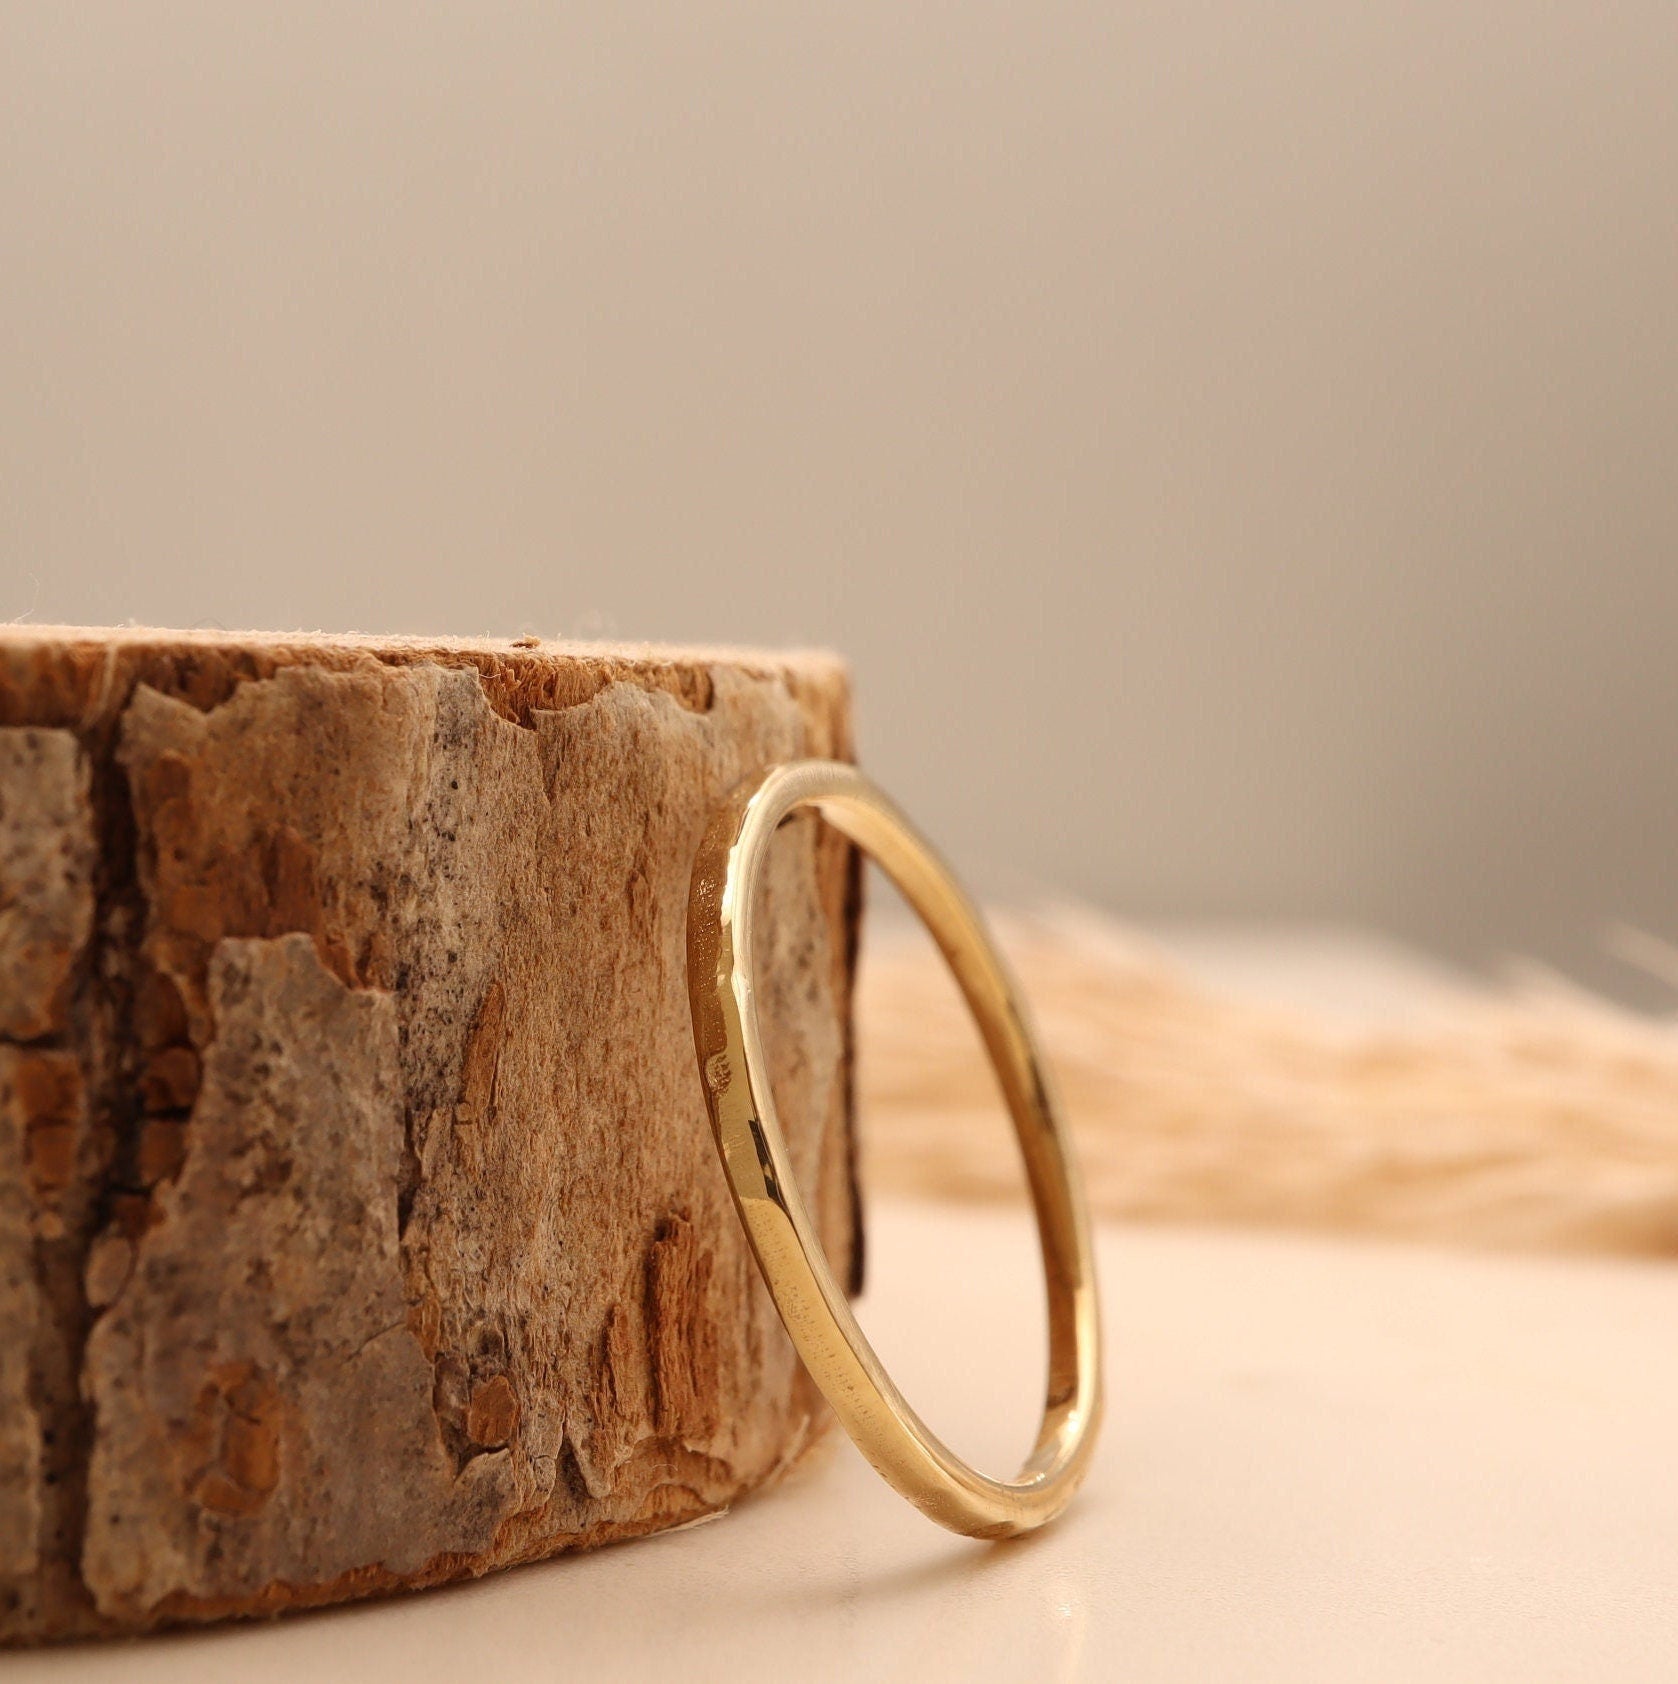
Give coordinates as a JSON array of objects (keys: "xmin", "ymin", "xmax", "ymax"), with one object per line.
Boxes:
[{"xmin": 0, "ymin": 627, "xmax": 860, "ymax": 1643}]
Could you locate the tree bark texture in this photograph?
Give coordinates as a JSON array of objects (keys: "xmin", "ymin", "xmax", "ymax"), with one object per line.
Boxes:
[{"xmin": 0, "ymin": 628, "xmax": 861, "ymax": 1642}]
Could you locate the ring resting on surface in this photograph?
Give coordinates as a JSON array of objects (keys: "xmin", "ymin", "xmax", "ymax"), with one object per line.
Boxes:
[{"xmin": 686, "ymin": 760, "xmax": 1103, "ymax": 1538}]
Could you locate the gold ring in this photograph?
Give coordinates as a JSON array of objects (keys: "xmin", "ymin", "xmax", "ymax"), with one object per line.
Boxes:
[{"xmin": 686, "ymin": 760, "xmax": 1103, "ymax": 1537}]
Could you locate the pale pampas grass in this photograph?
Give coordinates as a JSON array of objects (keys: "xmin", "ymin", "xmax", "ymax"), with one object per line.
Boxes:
[{"xmin": 854, "ymin": 907, "xmax": 1678, "ymax": 1255}]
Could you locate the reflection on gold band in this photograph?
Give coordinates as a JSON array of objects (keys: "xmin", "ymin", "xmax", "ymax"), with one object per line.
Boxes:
[{"xmin": 687, "ymin": 760, "xmax": 1102, "ymax": 1537}]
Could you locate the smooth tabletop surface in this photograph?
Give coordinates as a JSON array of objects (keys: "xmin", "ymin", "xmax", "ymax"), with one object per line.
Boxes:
[{"xmin": 17, "ymin": 1196, "xmax": 1676, "ymax": 1682}]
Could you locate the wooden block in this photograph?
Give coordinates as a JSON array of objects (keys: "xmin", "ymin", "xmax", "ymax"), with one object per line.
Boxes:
[{"xmin": 0, "ymin": 628, "xmax": 862, "ymax": 1642}]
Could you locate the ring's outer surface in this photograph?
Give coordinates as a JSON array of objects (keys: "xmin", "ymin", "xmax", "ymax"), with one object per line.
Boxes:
[{"xmin": 686, "ymin": 760, "xmax": 1102, "ymax": 1538}]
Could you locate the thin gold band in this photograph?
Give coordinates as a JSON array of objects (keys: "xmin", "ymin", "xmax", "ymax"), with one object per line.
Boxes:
[{"xmin": 686, "ymin": 760, "xmax": 1102, "ymax": 1537}]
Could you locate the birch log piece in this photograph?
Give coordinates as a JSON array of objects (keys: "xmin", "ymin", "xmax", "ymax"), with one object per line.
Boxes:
[{"xmin": 0, "ymin": 627, "xmax": 861, "ymax": 1644}]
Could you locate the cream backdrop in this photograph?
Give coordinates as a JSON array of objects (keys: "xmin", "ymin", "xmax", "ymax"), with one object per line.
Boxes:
[{"xmin": 3, "ymin": 2, "xmax": 1676, "ymax": 975}]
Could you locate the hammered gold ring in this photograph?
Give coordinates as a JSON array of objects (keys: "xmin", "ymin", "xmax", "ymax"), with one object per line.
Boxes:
[{"xmin": 686, "ymin": 760, "xmax": 1103, "ymax": 1538}]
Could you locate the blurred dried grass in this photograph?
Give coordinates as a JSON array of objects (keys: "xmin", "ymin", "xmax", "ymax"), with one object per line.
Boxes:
[{"xmin": 855, "ymin": 908, "xmax": 1678, "ymax": 1255}]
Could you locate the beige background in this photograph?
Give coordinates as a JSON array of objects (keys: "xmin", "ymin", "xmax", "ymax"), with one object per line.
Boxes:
[{"xmin": 3, "ymin": 2, "xmax": 1676, "ymax": 972}]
